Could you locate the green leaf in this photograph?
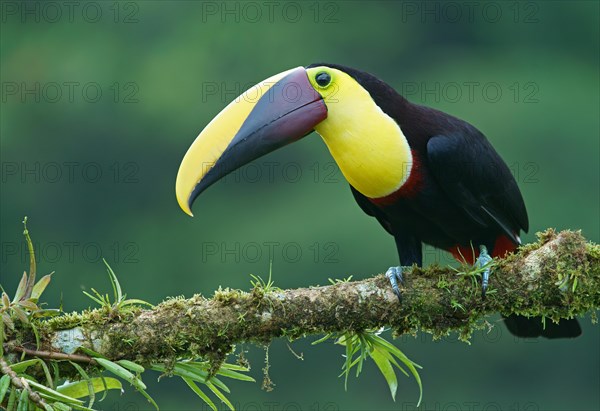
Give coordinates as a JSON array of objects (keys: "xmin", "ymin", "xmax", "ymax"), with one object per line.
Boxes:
[
  {"xmin": 103, "ymin": 259, "xmax": 122, "ymax": 303},
  {"xmin": 116, "ymin": 360, "xmax": 144, "ymax": 374},
  {"xmin": 178, "ymin": 364, "xmax": 230, "ymax": 393},
  {"xmin": 371, "ymin": 347, "xmax": 398, "ymax": 401},
  {"xmin": 95, "ymin": 358, "xmax": 146, "ymax": 390},
  {"xmin": 373, "ymin": 343, "xmax": 409, "ymax": 377},
  {"xmin": 57, "ymin": 377, "xmax": 122, "ymax": 399},
  {"xmin": 96, "ymin": 358, "xmax": 157, "ymax": 410},
  {"xmin": 153, "ymin": 363, "xmax": 206, "ymax": 383},
  {"xmin": 37, "ymin": 396, "xmax": 94, "ymax": 411},
  {"xmin": 311, "ymin": 333, "xmax": 333, "ymax": 345},
  {"xmin": 31, "ymin": 274, "xmax": 53, "ymax": 301},
  {"xmin": 82, "ymin": 291, "xmax": 105, "ymax": 308},
  {"xmin": 154, "ymin": 362, "xmax": 239, "ymax": 399},
  {"xmin": 32, "ymin": 309, "xmax": 62, "ymax": 319},
  {"xmin": 208, "ymin": 376, "xmax": 230, "ymax": 394},
  {"xmin": 76, "ymin": 347, "xmax": 106, "ymax": 359},
  {"xmin": 2, "ymin": 312, "xmax": 15, "ymax": 331},
  {"xmin": 37, "ymin": 358, "xmax": 54, "ymax": 388},
  {"xmin": 342, "ymin": 333, "xmax": 353, "ymax": 389},
  {"xmin": 25, "ymin": 378, "xmax": 84, "ymax": 405},
  {"xmin": 205, "ymin": 381, "xmax": 235, "ymax": 411},
  {"xmin": 30, "ymin": 321, "xmax": 41, "ymax": 349},
  {"xmin": 68, "ymin": 361, "xmax": 94, "ymax": 408},
  {"xmin": 120, "ymin": 299, "xmax": 154, "ymax": 308},
  {"xmin": 17, "ymin": 300, "xmax": 38, "ymax": 311},
  {"xmin": 219, "ymin": 363, "xmax": 251, "ymax": 372},
  {"xmin": 17, "ymin": 386, "xmax": 28, "ymax": 411},
  {"xmin": 13, "ymin": 272, "xmax": 28, "ymax": 303},
  {"xmin": 215, "ymin": 367, "xmax": 255, "ymax": 382},
  {"xmin": 51, "ymin": 361, "xmax": 61, "ymax": 390},
  {"xmin": 2, "ymin": 292, "xmax": 10, "ymax": 309},
  {"xmin": 183, "ymin": 378, "xmax": 217, "ymax": 411},
  {"xmin": 11, "ymin": 306, "xmax": 29, "ymax": 324},
  {"xmin": 372, "ymin": 335, "xmax": 423, "ymax": 406},
  {"xmin": 7, "ymin": 385, "xmax": 17, "ymax": 410},
  {"xmin": 22, "ymin": 216, "xmax": 37, "ymax": 299},
  {"xmin": 10, "ymin": 359, "xmax": 40, "ymax": 373},
  {"xmin": 136, "ymin": 386, "xmax": 159, "ymax": 411},
  {"xmin": 170, "ymin": 363, "xmax": 208, "ymax": 381},
  {"xmin": 52, "ymin": 402, "xmax": 72, "ymax": 411},
  {"xmin": 333, "ymin": 331, "xmax": 423, "ymax": 406},
  {"xmin": 0, "ymin": 374, "xmax": 11, "ymax": 403},
  {"xmin": 372, "ymin": 335, "xmax": 422, "ymax": 368},
  {"xmin": 356, "ymin": 335, "xmax": 369, "ymax": 376}
]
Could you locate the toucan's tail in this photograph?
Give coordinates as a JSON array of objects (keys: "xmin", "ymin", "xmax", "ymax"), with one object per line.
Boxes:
[{"xmin": 503, "ymin": 315, "xmax": 582, "ymax": 338}]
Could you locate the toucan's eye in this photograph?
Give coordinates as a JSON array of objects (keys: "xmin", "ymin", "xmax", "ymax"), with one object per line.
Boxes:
[{"xmin": 315, "ymin": 72, "xmax": 331, "ymax": 87}]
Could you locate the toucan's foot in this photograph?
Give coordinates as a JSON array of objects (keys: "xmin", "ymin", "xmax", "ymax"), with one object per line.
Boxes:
[
  {"xmin": 386, "ymin": 266, "xmax": 404, "ymax": 301},
  {"xmin": 475, "ymin": 245, "xmax": 493, "ymax": 298}
]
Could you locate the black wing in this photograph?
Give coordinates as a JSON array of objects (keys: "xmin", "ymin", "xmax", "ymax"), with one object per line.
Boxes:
[
  {"xmin": 426, "ymin": 131, "xmax": 529, "ymax": 243},
  {"xmin": 349, "ymin": 185, "xmax": 394, "ymax": 235}
]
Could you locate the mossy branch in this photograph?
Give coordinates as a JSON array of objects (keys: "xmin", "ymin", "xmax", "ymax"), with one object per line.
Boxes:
[{"xmin": 4, "ymin": 229, "xmax": 596, "ymax": 368}]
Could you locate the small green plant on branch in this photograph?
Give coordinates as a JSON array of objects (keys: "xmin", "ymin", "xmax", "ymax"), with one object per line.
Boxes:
[
  {"xmin": 313, "ymin": 329, "xmax": 423, "ymax": 405},
  {"xmin": 1, "ymin": 219, "xmax": 255, "ymax": 410}
]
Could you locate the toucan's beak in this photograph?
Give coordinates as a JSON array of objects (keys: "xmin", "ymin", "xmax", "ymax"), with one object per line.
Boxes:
[{"xmin": 176, "ymin": 67, "xmax": 327, "ymax": 216}]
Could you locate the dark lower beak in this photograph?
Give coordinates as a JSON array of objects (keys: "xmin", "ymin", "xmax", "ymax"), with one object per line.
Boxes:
[{"xmin": 176, "ymin": 67, "xmax": 327, "ymax": 216}]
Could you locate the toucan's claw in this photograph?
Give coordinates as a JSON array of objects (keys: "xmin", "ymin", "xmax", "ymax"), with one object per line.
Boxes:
[
  {"xmin": 385, "ymin": 266, "xmax": 404, "ymax": 302},
  {"xmin": 475, "ymin": 245, "xmax": 493, "ymax": 298}
]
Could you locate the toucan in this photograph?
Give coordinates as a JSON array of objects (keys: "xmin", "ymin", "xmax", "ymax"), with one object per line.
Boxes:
[{"xmin": 176, "ymin": 63, "xmax": 580, "ymax": 338}]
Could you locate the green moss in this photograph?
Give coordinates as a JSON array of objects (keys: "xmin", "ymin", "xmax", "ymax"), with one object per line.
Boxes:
[
  {"xmin": 586, "ymin": 241, "xmax": 600, "ymax": 259},
  {"xmin": 213, "ymin": 287, "xmax": 245, "ymax": 306}
]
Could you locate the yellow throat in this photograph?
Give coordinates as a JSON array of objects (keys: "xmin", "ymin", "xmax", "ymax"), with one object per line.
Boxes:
[{"xmin": 306, "ymin": 67, "xmax": 413, "ymax": 199}]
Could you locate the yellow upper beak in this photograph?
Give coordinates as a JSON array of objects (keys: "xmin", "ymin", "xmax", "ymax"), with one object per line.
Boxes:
[
  {"xmin": 175, "ymin": 67, "xmax": 327, "ymax": 216},
  {"xmin": 175, "ymin": 67, "xmax": 301, "ymax": 216}
]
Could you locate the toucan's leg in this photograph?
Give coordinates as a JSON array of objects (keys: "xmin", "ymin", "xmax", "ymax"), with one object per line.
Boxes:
[
  {"xmin": 388, "ymin": 235, "xmax": 422, "ymax": 302},
  {"xmin": 386, "ymin": 266, "xmax": 404, "ymax": 300},
  {"xmin": 475, "ymin": 245, "xmax": 493, "ymax": 298}
]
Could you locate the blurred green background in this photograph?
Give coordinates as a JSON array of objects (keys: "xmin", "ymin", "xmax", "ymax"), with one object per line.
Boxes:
[{"xmin": 1, "ymin": 1, "xmax": 598, "ymax": 410}]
